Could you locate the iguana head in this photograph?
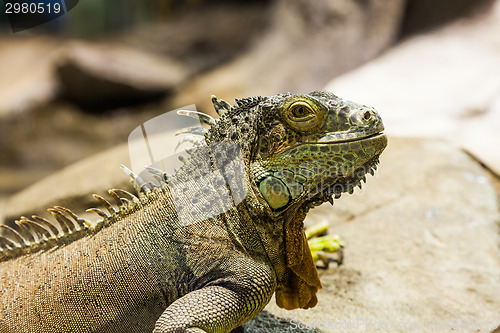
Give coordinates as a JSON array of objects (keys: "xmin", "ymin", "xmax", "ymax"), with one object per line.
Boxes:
[
  {"xmin": 251, "ymin": 90, "xmax": 387, "ymax": 210},
  {"xmin": 207, "ymin": 90, "xmax": 386, "ymax": 210},
  {"xmin": 206, "ymin": 90, "xmax": 386, "ymax": 310}
]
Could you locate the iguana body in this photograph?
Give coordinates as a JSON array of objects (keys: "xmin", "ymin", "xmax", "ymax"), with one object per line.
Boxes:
[{"xmin": 0, "ymin": 91, "xmax": 387, "ymax": 332}]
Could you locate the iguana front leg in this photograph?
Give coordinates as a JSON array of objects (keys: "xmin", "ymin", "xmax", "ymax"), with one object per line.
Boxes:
[{"xmin": 154, "ymin": 260, "xmax": 276, "ymax": 333}]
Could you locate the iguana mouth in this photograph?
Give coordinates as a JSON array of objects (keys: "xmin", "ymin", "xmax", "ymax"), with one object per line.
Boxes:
[
  {"xmin": 279, "ymin": 132, "xmax": 386, "ymax": 156},
  {"xmin": 306, "ymin": 155, "xmax": 382, "ymax": 206},
  {"xmin": 316, "ymin": 131, "xmax": 385, "ymax": 144}
]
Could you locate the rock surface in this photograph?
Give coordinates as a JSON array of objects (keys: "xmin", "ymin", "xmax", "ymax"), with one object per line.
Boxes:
[
  {"xmin": 263, "ymin": 137, "xmax": 500, "ymax": 332},
  {"xmin": 242, "ymin": 311, "xmax": 320, "ymax": 333},
  {"xmin": 1, "ymin": 136, "xmax": 498, "ymax": 332},
  {"xmin": 1, "ymin": 141, "xmax": 133, "ymax": 225},
  {"xmin": 326, "ymin": 1, "xmax": 500, "ymax": 175}
]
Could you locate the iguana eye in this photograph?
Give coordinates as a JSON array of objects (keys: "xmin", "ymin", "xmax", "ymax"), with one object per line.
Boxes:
[
  {"xmin": 290, "ymin": 104, "xmax": 311, "ymax": 119},
  {"xmin": 282, "ymin": 97, "xmax": 326, "ymax": 132}
]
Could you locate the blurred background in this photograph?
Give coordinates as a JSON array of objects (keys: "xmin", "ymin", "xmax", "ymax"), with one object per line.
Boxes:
[{"xmin": 0, "ymin": 0, "xmax": 498, "ymax": 199}]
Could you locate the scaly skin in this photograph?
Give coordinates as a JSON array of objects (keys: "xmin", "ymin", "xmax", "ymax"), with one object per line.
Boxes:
[{"xmin": 0, "ymin": 91, "xmax": 387, "ymax": 332}]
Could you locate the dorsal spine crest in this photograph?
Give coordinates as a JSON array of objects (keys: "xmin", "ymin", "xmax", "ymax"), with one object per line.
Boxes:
[
  {"xmin": 0, "ymin": 186, "xmax": 164, "ymax": 262},
  {"xmin": 0, "ymin": 93, "xmax": 263, "ymax": 262}
]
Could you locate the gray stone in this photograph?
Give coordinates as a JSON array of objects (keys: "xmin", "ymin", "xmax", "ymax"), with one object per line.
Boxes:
[{"xmin": 242, "ymin": 310, "xmax": 320, "ymax": 333}]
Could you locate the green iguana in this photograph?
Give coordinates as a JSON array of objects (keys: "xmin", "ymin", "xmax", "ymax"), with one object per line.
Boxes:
[{"xmin": 0, "ymin": 91, "xmax": 387, "ymax": 333}]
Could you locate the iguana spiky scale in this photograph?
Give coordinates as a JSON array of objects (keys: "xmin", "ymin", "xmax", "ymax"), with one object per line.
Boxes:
[{"xmin": 0, "ymin": 91, "xmax": 387, "ymax": 332}]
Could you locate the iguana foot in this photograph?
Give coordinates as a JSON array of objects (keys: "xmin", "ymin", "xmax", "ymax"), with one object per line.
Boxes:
[{"xmin": 306, "ymin": 221, "xmax": 344, "ymax": 269}]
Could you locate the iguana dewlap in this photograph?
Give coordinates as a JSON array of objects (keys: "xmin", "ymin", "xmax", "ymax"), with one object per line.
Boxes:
[{"xmin": 0, "ymin": 91, "xmax": 387, "ymax": 333}]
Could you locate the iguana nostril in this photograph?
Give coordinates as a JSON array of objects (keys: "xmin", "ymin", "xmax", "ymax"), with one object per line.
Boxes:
[{"xmin": 363, "ymin": 111, "xmax": 372, "ymax": 121}]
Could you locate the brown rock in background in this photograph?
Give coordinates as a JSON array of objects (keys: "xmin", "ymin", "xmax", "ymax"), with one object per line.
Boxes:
[
  {"xmin": 0, "ymin": 36, "xmax": 61, "ymax": 117},
  {"xmin": 1, "ymin": 0, "xmax": 496, "ymax": 197},
  {"xmin": 326, "ymin": 2, "xmax": 500, "ymax": 175},
  {"xmin": 0, "ymin": 2, "xmax": 272, "ymax": 195},
  {"xmin": 56, "ymin": 42, "xmax": 190, "ymax": 109},
  {"xmin": 118, "ymin": 2, "xmax": 271, "ymax": 75},
  {"xmin": 401, "ymin": 0, "xmax": 496, "ymax": 36},
  {"xmin": 173, "ymin": 0, "xmax": 408, "ymax": 112}
]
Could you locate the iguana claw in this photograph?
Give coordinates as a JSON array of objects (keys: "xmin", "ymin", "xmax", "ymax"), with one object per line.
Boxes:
[{"xmin": 306, "ymin": 221, "xmax": 344, "ymax": 269}]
